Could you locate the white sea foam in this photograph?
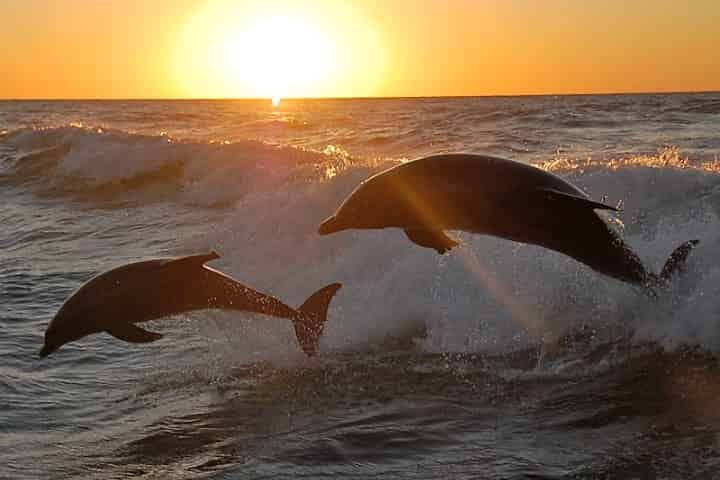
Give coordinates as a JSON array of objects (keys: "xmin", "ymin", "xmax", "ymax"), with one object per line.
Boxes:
[{"xmin": 197, "ymin": 147, "xmax": 720, "ymax": 359}]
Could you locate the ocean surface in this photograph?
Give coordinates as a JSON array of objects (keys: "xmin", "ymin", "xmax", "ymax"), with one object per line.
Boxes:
[{"xmin": 2, "ymin": 94, "xmax": 720, "ymax": 479}]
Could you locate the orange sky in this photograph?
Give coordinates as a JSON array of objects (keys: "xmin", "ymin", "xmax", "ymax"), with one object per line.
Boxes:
[{"xmin": 1, "ymin": 0, "xmax": 718, "ymax": 99}]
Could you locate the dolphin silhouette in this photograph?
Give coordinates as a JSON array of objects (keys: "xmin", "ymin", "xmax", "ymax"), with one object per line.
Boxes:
[
  {"xmin": 41, "ymin": 252, "xmax": 341, "ymax": 357},
  {"xmin": 319, "ymin": 153, "xmax": 698, "ymax": 289}
]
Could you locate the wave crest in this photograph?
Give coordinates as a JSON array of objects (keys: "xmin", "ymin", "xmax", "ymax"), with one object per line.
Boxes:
[{"xmin": 0, "ymin": 125, "xmax": 368, "ymax": 207}]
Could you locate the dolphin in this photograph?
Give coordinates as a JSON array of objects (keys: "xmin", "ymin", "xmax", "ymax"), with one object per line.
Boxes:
[
  {"xmin": 318, "ymin": 153, "xmax": 698, "ymax": 289},
  {"xmin": 40, "ymin": 252, "xmax": 341, "ymax": 357}
]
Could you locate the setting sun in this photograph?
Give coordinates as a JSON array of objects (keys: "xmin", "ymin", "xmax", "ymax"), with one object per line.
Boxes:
[
  {"xmin": 221, "ymin": 14, "xmax": 332, "ymax": 101},
  {"xmin": 171, "ymin": 0, "xmax": 386, "ymax": 100},
  {"xmin": 0, "ymin": 0, "xmax": 717, "ymax": 99}
]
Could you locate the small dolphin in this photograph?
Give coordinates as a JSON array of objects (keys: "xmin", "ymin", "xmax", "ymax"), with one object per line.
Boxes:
[
  {"xmin": 41, "ymin": 252, "xmax": 341, "ymax": 357},
  {"xmin": 318, "ymin": 153, "xmax": 698, "ymax": 289}
]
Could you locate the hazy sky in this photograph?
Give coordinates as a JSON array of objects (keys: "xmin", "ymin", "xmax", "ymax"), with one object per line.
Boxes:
[{"xmin": 1, "ymin": 0, "xmax": 718, "ymax": 98}]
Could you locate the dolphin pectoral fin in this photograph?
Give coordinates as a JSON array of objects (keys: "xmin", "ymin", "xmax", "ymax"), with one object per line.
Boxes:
[
  {"xmin": 540, "ymin": 188, "xmax": 619, "ymax": 211},
  {"xmin": 404, "ymin": 229, "xmax": 459, "ymax": 254},
  {"xmin": 106, "ymin": 324, "xmax": 164, "ymax": 344}
]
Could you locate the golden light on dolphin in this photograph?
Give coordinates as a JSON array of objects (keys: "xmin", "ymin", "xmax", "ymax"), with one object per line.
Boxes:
[{"xmin": 389, "ymin": 173, "xmax": 541, "ymax": 342}]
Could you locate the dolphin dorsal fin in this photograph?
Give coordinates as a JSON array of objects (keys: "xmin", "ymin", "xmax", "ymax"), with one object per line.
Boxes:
[
  {"xmin": 540, "ymin": 188, "xmax": 619, "ymax": 212},
  {"xmin": 165, "ymin": 251, "xmax": 220, "ymax": 269}
]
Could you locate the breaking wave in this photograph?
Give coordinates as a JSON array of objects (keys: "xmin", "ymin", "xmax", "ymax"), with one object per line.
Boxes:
[
  {"xmin": 0, "ymin": 125, "xmax": 364, "ymax": 207},
  {"xmin": 4, "ymin": 124, "xmax": 720, "ymax": 360}
]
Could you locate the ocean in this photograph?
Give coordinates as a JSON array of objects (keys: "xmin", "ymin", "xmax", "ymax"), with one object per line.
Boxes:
[{"xmin": 2, "ymin": 94, "xmax": 720, "ymax": 479}]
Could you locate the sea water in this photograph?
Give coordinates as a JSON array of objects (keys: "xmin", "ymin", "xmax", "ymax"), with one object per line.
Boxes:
[{"xmin": 2, "ymin": 94, "xmax": 720, "ymax": 478}]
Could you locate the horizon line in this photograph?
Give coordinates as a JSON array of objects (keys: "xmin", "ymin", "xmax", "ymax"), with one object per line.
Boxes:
[{"xmin": 1, "ymin": 89, "xmax": 719, "ymax": 102}]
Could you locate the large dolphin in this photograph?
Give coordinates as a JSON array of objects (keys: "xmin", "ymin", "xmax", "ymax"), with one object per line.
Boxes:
[
  {"xmin": 41, "ymin": 252, "xmax": 341, "ymax": 357},
  {"xmin": 318, "ymin": 153, "xmax": 698, "ymax": 289}
]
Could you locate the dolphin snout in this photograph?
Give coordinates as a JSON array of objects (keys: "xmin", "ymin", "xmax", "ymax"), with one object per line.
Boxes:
[{"xmin": 318, "ymin": 216, "xmax": 341, "ymax": 235}]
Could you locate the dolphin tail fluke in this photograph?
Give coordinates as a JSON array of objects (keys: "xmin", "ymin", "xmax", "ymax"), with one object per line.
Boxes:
[
  {"xmin": 659, "ymin": 239, "xmax": 700, "ymax": 282},
  {"xmin": 292, "ymin": 283, "xmax": 342, "ymax": 356}
]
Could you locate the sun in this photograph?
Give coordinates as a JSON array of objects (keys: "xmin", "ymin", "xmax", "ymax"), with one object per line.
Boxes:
[
  {"xmin": 171, "ymin": 0, "xmax": 386, "ymax": 99},
  {"xmin": 222, "ymin": 13, "xmax": 332, "ymax": 101}
]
